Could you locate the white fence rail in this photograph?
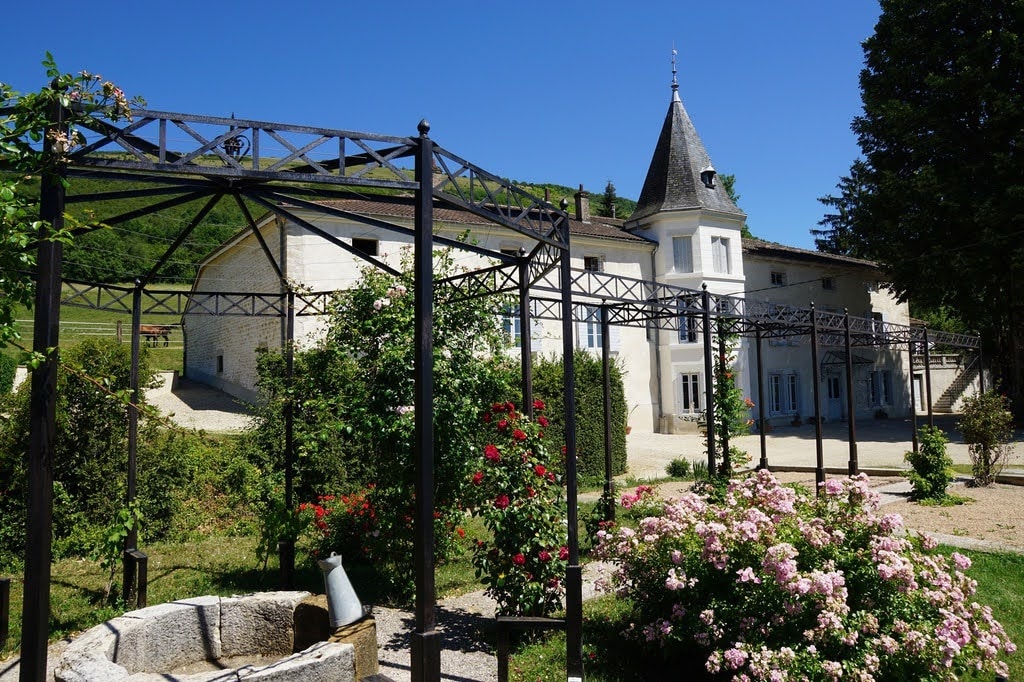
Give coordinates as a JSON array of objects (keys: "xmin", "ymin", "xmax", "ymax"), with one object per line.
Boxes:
[{"xmin": 14, "ymin": 320, "xmax": 183, "ymax": 349}]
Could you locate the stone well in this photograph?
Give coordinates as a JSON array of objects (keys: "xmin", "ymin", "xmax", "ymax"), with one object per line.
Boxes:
[{"xmin": 54, "ymin": 591, "xmax": 375, "ymax": 682}]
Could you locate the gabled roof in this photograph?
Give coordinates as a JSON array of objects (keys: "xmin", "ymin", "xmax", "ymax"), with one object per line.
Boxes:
[
  {"xmin": 742, "ymin": 238, "xmax": 880, "ymax": 269},
  {"xmin": 310, "ymin": 195, "xmax": 652, "ymax": 244},
  {"xmin": 629, "ymin": 86, "xmax": 743, "ymax": 224}
]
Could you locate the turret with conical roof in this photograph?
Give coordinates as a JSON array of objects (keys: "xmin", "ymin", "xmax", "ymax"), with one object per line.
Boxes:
[{"xmin": 628, "ymin": 68, "xmax": 743, "ymax": 226}]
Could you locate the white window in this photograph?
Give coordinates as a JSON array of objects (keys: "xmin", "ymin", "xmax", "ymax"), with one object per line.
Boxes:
[
  {"xmin": 501, "ymin": 307, "xmax": 521, "ymax": 347},
  {"xmin": 870, "ymin": 370, "xmax": 894, "ymax": 406},
  {"xmin": 711, "ymin": 236, "xmax": 731, "ymax": 274},
  {"xmin": 584, "ymin": 305, "xmax": 602, "ymax": 349},
  {"xmin": 584, "ymin": 256, "xmax": 603, "ymax": 272},
  {"xmin": 672, "ymin": 236, "xmax": 693, "ymax": 273},
  {"xmin": 678, "ymin": 313, "xmax": 698, "ymax": 343},
  {"xmin": 768, "ymin": 373, "xmax": 799, "ymax": 415},
  {"xmin": 770, "ymin": 271, "xmax": 787, "ymax": 287},
  {"xmin": 679, "ymin": 373, "xmax": 701, "ymax": 414}
]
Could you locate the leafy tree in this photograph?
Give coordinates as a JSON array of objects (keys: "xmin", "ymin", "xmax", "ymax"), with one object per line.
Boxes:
[
  {"xmin": 720, "ymin": 173, "xmax": 754, "ymax": 239},
  {"xmin": 812, "ymin": 160, "xmax": 870, "ymax": 256},
  {"xmin": 823, "ymin": 0, "xmax": 1024, "ymax": 415}
]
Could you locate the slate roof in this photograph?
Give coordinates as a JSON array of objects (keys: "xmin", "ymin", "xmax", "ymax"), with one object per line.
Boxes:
[
  {"xmin": 310, "ymin": 194, "xmax": 651, "ymax": 244},
  {"xmin": 629, "ymin": 87, "xmax": 744, "ymax": 224},
  {"xmin": 742, "ymin": 238, "xmax": 880, "ymax": 269}
]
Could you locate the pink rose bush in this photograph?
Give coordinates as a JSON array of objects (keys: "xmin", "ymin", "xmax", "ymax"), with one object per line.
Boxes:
[
  {"xmin": 468, "ymin": 400, "xmax": 568, "ymax": 617},
  {"xmin": 595, "ymin": 470, "xmax": 1016, "ymax": 680}
]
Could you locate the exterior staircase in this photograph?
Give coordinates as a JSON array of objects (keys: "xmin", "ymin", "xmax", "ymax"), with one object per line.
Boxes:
[{"xmin": 933, "ymin": 356, "xmax": 980, "ymax": 413}]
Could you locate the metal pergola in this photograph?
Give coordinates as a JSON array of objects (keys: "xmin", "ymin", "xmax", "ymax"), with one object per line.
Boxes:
[{"xmin": 8, "ymin": 99, "xmax": 982, "ymax": 682}]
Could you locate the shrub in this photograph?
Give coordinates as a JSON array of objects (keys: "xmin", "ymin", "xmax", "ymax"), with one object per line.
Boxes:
[
  {"xmin": 595, "ymin": 470, "xmax": 1016, "ymax": 680},
  {"xmin": 466, "ymin": 400, "xmax": 567, "ymax": 617},
  {"xmin": 904, "ymin": 425, "xmax": 953, "ymax": 502},
  {"xmin": 959, "ymin": 390, "xmax": 1015, "ymax": 486},
  {"xmin": 666, "ymin": 457, "xmax": 691, "ymax": 479},
  {"xmin": 532, "ymin": 350, "xmax": 627, "ymax": 486},
  {"xmin": 0, "ymin": 354, "xmax": 16, "ymax": 394}
]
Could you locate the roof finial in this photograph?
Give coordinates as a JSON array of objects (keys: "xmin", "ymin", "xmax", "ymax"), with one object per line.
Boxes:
[{"xmin": 671, "ymin": 45, "xmax": 680, "ymax": 102}]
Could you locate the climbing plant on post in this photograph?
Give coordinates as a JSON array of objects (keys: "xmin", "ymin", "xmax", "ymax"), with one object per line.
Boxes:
[{"xmin": 708, "ymin": 318, "xmax": 754, "ymax": 478}]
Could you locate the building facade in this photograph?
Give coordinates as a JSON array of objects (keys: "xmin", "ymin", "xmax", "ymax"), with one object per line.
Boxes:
[{"xmin": 184, "ymin": 82, "xmax": 917, "ymax": 432}]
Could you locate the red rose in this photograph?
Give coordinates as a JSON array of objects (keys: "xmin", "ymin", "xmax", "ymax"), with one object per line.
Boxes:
[
  {"xmin": 559, "ymin": 545, "xmax": 569, "ymax": 560},
  {"xmin": 456, "ymin": 527, "xmax": 466, "ymax": 538},
  {"xmin": 512, "ymin": 552, "xmax": 526, "ymax": 566},
  {"xmin": 538, "ymin": 416, "xmax": 549, "ymax": 427},
  {"xmin": 533, "ymin": 399, "xmax": 545, "ymax": 410},
  {"xmin": 498, "ymin": 419, "xmax": 509, "ymax": 431},
  {"xmin": 538, "ymin": 549, "xmax": 552, "ymax": 562},
  {"xmin": 491, "ymin": 402, "xmax": 505, "ymax": 412},
  {"xmin": 534, "ymin": 464, "xmax": 546, "ymax": 477},
  {"xmin": 506, "ymin": 401, "xmax": 516, "ymax": 412},
  {"xmin": 494, "ymin": 494, "xmax": 510, "ymax": 509},
  {"xmin": 526, "ymin": 486, "xmax": 536, "ymax": 498},
  {"xmin": 485, "ymin": 444, "xmax": 501, "ymax": 462},
  {"xmin": 547, "ymin": 472, "xmax": 556, "ymax": 482},
  {"xmin": 512, "ymin": 429, "xmax": 527, "ymax": 441},
  {"xmin": 472, "ymin": 471, "xmax": 484, "ymax": 485}
]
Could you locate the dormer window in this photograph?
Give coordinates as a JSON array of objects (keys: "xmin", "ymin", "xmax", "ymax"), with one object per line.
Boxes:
[{"xmin": 700, "ymin": 165, "xmax": 716, "ymax": 189}]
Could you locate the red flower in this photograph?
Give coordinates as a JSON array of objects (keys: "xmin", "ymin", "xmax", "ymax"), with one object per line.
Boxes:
[
  {"xmin": 456, "ymin": 527, "xmax": 466, "ymax": 538},
  {"xmin": 485, "ymin": 444, "xmax": 501, "ymax": 462},
  {"xmin": 547, "ymin": 472, "xmax": 556, "ymax": 482},
  {"xmin": 526, "ymin": 486, "xmax": 536, "ymax": 498},
  {"xmin": 491, "ymin": 402, "xmax": 506, "ymax": 413},
  {"xmin": 482, "ymin": 411, "xmax": 492, "ymax": 423},
  {"xmin": 494, "ymin": 494, "xmax": 510, "ymax": 509},
  {"xmin": 512, "ymin": 553, "xmax": 526, "ymax": 566},
  {"xmin": 512, "ymin": 429, "xmax": 527, "ymax": 441},
  {"xmin": 506, "ymin": 401, "xmax": 516, "ymax": 413},
  {"xmin": 538, "ymin": 549, "xmax": 552, "ymax": 562},
  {"xmin": 472, "ymin": 471, "xmax": 484, "ymax": 485},
  {"xmin": 534, "ymin": 464, "xmax": 547, "ymax": 477},
  {"xmin": 538, "ymin": 416, "xmax": 549, "ymax": 427},
  {"xmin": 533, "ymin": 399, "xmax": 545, "ymax": 410},
  {"xmin": 498, "ymin": 419, "xmax": 509, "ymax": 431},
  {"xmin": 559, "ymin": 545, "xmax": 569, "ymax": 560},
  {"xmin": 433, "ymin": 510, "xmax": 442, "ymax": 519}
]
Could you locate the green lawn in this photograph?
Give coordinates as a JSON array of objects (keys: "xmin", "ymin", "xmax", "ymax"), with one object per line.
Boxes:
[{"xmin": 3, "ymin": 283, "xmax": 190, "ymax": 372}]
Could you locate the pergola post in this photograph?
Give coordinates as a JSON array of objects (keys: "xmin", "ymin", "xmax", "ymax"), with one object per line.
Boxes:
[
  {"xmin": 411, "ymin": 120, "xmax": 440, "ymax": 682},
  {"xmin": 701, "ymin": 285, "xmax": 716, "ymax": 476},
  {"xmin": 280, "ymin": 288, "xmax": 296, "ymax": 589},
  {"xmin": 909, "ymin": 336, "xmax": 919, "ymax": 453},
  {"xmin": 22, "ymin": 89, "xmax": 66, "ymax": 682},
  {"xmin": 843, "ymin": 309, "xmax": 858, "ymax": 476},
  {"xmin": 559, "ymin": 215, "xmax": 583, "ymax": 682},
  {"xmin": 810, "ymin": 304, "xmax": 825, "ymax": 491},
  {"xmin": 123, "ymin": 280, "xmax": 143, "ymax": 602},
  {"xmin": 601, "ymin": 304, "xmax": 614, "ymax": 522},
  {"xmin": 755, "ymin": 325, "xmax": 768, "ymax": 470},
  {"xmin": 923, "ymin": 325, "xmax": 934, "ymax": 429},
  {"xmin": 519, "ymin": 252, "xmax": 534, "ymax": 416},
  {"xmin": 718, "ymin": 318, "xmax": 730, "ymax": 475}
]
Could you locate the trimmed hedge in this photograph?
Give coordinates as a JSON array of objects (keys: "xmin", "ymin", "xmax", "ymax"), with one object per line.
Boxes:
[
  {"xmin": 0, "ymin": 354, "xmax": 16, "ymax": 394},
  {"xmin": 532, "ymin": 350, "xmax": 627, "ymax": 486}
]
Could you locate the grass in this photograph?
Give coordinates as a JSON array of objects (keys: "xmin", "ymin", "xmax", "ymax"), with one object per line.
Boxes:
[
  {"xmin": 507, "ymin": 546, "xmax": 1024, "ymax": 681},
  {"xmin": 3, "ymin": 283, "xmax": 190, "ymax": 372}
]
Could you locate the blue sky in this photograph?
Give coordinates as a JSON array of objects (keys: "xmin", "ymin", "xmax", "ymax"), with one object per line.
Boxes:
[{"xmin": 4, "ymin": 1, "xmax": 880, "ymax": 250}]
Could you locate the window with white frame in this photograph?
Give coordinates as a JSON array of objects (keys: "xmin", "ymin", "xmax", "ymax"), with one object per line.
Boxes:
[
  {"xmin": 584, "ymin": 255, "xmax": 603, "ymax": 272},
  {"xmin": 768, "ymin": 373, "xmax": 800, "ymax": 415},
  {"xmin": 679, "ymin": 373, "xmax": 701, "ymax": 414},
  {"xmin": 678, "ymin": 313, "xmax": 698, "ymax": 343},
  {"xmin": 583, "ymin": 305, "xmax": 602, "ymax": 349},
  {"xmin": 501, "ymin": 306, "xmax": 521, "ymax": 347},
  {"xmin": 770, "ymin": 271, "xmax": 787, "ymax": 287},
  {"xmin": 672, "ymin": 236, "xmax": 693, "ymax": 273},
  {"xmin": 711, "ymin": 236, "xmax": 731, "ymax": 274}
]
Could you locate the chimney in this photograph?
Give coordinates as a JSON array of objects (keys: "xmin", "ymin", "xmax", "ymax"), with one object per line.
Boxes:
[{"xmin": 574, "ymin": 184, "xmax": 590, "ymax": 223}]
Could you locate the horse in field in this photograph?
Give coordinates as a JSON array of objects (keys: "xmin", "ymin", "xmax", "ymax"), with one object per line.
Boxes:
[{"xmin": 139, "ymin": 324, "xmax": 173, "ymax": 347}]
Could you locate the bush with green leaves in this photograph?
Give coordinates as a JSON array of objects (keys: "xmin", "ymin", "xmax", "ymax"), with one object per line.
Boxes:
[
  {"xmin": 0, "ymin": 354, "xmax": 16, "ymax": 394},
  {"xmin": 666, "ymin": 457, "xmax": 691, "ymax": 479},
  {"xmin": 959, "ymin": 390, "xmax": 1015, "ymax": 486},
  {"xmin": 531, "ymin": 350, "xmax": 627, "ymax": 486},
  {"xmin": 247, "ymin": 249, "xmax": 518, "ymax": 598},
  {"xmin": 904, "ymin": 425, "xmax": 953, "ymax": 502}
]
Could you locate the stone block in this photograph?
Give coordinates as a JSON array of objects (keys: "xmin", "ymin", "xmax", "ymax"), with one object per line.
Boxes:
[
  {"xmin": 220, "ymin": 591, "xmax": 310, "ymax": 658},
  {"xmin": 55, "ymin": 615, "xmax": 143, "ymax": 682},
  {"xmin": 115, "ymin": 596, "xmax": 222, "ymax": 672},
  {"xmin": 293, "ymin": 595, "xmax": 330, "ymax": 652},
  {"xmin": 328, "ymin": 617, "xmax": 378, "ymax": 680},
  {"xmin": 237, "ymin": 642, "xmax": 354, "ymax": 682}
]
